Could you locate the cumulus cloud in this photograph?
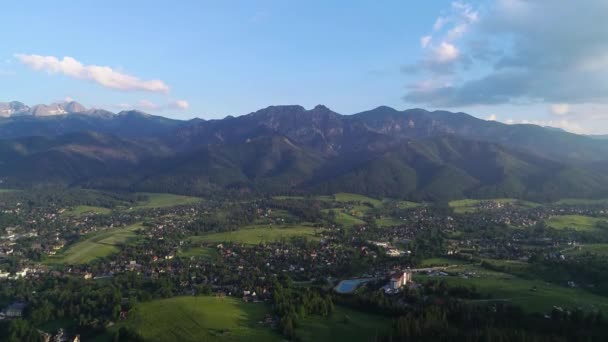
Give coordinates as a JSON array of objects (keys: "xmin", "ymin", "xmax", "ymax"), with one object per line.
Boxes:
[
  {"xmin": 420, "ymin": 35, "xmax": 432, "ymax": 48},
  {"xmin": 404, "ymin": 1, "xmax": 608, "ymax": 108},
  {"xmin": 504, "ymin": 118, "xmax": 584, "ymax": 134},
  {"xmin": 405, "ymin": 1, "xmax": 478, "ymax": 75},
  {"xmin": 169, "ymin": 100, "xmax": 190, "ymax": 110},
  {"xmin": 15, "ymin": 54, "xmax": 170, "ymax": 93},
  {"xmin": 434, "ymin": 42, "xmax": 460, "ymax": 63},
  {"xmin": 549, "ymin": 103, "xmax": 570, "ymax": 116},
  {"xmin": 115, "ymin": 99, "xmax": 190, "ymax": 112}
]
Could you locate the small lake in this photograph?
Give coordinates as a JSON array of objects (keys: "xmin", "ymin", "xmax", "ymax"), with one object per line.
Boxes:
[{"xmin": 334, "ymin": 278, "xmax": 374, "ymax": 294}]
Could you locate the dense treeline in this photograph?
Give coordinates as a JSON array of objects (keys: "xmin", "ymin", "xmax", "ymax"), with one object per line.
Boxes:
[{"xmin": 272, "ymin": 279, "xmax": 334, "ymax": 340}]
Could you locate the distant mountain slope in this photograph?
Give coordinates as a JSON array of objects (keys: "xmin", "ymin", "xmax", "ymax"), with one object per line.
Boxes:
[
  {"xmin": 1, "ymin": 102, "xmax": 608, "ymax": 200},
  {"xmin": 173, "ymin": 105, "xmax": 608, "ymax": 163},
  {"xmin": 1, "ymin": 130, "xmax": 605, "ymax": 201},
  {"xmin": 0, "ymin": 110, "xmax": 185, "ymax": 139}
]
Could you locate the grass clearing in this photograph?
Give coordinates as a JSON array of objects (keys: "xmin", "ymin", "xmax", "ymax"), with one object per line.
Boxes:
[
  {"xmin": 178, "ymin": 246, "xmax": 218, "ymax": 259},
  {"xmin": 296, "ymin": 306, "xmax": 392, "ymax": 342},
  {"xmin": 334, "ymin": 193, "xmax": 382, "ymax": 207},
  {"xmin": 545, "ymin": 215, "xmax": 607, "ymax": 231},
  {"xmin": 62, "ymin": 205, "xmax": 111, "ymax": 217},
  {"xmin": 555, "ymin": 198, "xmax": 608, "ymax": 206},
  {"xmin": 419, "ymin": 258, "xmax": 469, "ymax": 267},
  {"xmin": 562, "ymin": 243, "xmax": 608, "ymax": 256},
  {"xmin": 130, "ymin": 193, "xmax": 201, "ymax": 209},
  {"xmin": 190, "ymin": 224, "xmax": 322, "ymax": 245},
  {"xmin": 376, "ymin": 216, "xmax": 405, "ymax": 227},
  {"xmin": 416, "ymin": 264, "xmax": 608, "ymax": 313},
  {"xmin": 118, "ymin": 296, "xmax": 280, "ymax": 342},
  {"xmin": 46, "ymin": 223, "xmax": 143, "ymax": 265},
  {"xmin": 449, "ymin": 198, "xmax": 540, "ymax": 214}
]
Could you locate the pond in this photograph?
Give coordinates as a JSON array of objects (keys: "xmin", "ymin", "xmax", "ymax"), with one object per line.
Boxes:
[{"xmin": 334, "ymin": 278, "xmax": 374, "ymax": 294}]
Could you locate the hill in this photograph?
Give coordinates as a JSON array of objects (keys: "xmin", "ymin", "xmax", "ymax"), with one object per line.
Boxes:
[{"xmin": 1, "ymin": 103, "xmax": 608, "ymax": 201}]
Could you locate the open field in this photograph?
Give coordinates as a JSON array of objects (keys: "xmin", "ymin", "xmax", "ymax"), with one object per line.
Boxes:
[
  {"xmin": 118, "ymin": 296, "xmax": 279, "ymax": 342},
  {"xmin": 376, "ymin": 216, "xmax": 405, "ymax": 227},
  {"xmin": 322, "ymin": 209, "xmax": 365, "ymax": 227},
  {"xmin": 562, "ymin": 243, "xmax": 608, "ymax": 256},
  {"xmin": 389, "ymin": 200, "xmax": 421, "ymax": 209},
  {"xmin": 130, "ymin": 193, "xmax": 201, "ymax": 209},
  {"xmin": 178, "ymin": 246, "xmax": 218, "ymax": 259},
  {"xmin": 333, "ymin": 193, "xmax": 382, "ymax": 207},
  {"xmin": 190, "ymin": 224, "xmax": 322, "ymax": 245},
  {"xmin": 449, "ymin": 198, "xmax": 540, "ymax": 214},
  {"xmin": 273, "ymin": 195, "xmax": 306, "ymax": 200},
  {"xmin": 416, "ymin": 264, "xmax": 608, "ymax": 313},
  {"xmin": 419, "ymin": 257, "xmax": 469, "ymax": 267},
  {"xmin": 0, "ymin": 189, "xmax": 18, "ymax": 193},
  {"xmin": 46, "ymin": 223, "xmax": 143, "ymax": 264},
  {"xmin": 296, "ymin": 306, "xmax": 392, "ymax": 342},
  {"xmin": 545, "ymin": 215, "xmax": 607, "ymax": 231},
  {"xmin": 554, "ymin": 198, "xmax": 608, "ymax": 206},
  {"xmin": 62, "ymin": 205, "xmax": 111, "ymax": 217}
]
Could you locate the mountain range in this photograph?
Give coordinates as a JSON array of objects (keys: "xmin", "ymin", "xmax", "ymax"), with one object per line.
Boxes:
[{"xmin": 1, "ymin": 101, "xmax": 607, "ymax": 201}]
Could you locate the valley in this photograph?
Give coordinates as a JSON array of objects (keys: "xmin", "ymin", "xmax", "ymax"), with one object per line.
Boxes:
[{"xmin": 3, "ymin": 188, "xmax": 608, "ymax": 340}]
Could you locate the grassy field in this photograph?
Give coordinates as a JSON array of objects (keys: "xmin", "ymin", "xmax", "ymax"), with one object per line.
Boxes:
[
  {"xmin": 562, "ymin": 243, "xmax": 608, "ymax": 256},
  {"xmin": 449, "ymin": 198, "xmax": 540, "ymax": 214},
  {"xmin": 296, "ymin": 306, "xmax": 392, "ymax": 342},
  {"xmin": 118, "ymin": 296, "xmax": 280, "ymax": 342},
  {"xmin": 391, "ymin": 200, "xmax": 421, "ymax": 209},
  {"xmin": 46, "ymin": 223, "xmax": 143, "ymax": 265},
  {"xmin": 376, "ymin": 216, "xmax": 405, "ymax": 227},
  {"xmin": 322, "ymin": 209, "xmax": 365, "ymax": 227},
  {"xmin": 545, "ymin": 215, "xmax": 607, "ymax": 231},
  {"xmin": 190, "ymin": 224, "xmax": 322, "ymax": 245},
  {"xmin": 419, "ymin": 257, "xmax": 469, "ymax": 267},
  {"xmin": 62, "ymin": 205, "xmax": 111, "ymax": 217},
  {"xmin": 555, "ymin": 198, "xmax": 608, "ymax": 206},
  {"xmin": 178, "ymin": 246, "xmax": 218, "ymax": 259},
  {"xmin": 333, "ymin": 193, "xmax": 382, "ymax": 207},
  {"xmin": 416, "ymin": 264, "xmax": 608, "ymax": 313},
  {"xmin": 0, "ymin": 189, "xmax": 17, "ymax": 193},
  {"xmin": 130, "ymin": 193, "xmax": 201, "ymax": 209}
]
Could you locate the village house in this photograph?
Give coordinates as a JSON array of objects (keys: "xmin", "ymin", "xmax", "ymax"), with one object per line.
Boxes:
[
  {"xmin": 3, "ymin": 302, "xmax": 27, "ymax": 318},
  {"xmin": 389, "ymin": 271, "xmax": 413, "ymax": 290}
]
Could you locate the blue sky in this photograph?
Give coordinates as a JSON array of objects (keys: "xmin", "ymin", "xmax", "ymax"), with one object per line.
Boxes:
[{"xmin": 2, "ymin": 1, "xmax": 608, "ymax": 133}]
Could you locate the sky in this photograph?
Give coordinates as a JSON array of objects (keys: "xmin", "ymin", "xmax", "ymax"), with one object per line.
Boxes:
[{"xmin": 1, "ymin": 0, "xmax": 608, "ymax": 134}]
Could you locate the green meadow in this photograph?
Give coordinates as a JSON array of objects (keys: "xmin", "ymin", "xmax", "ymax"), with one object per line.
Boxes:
[
  {"xmin": 190, "ymin": 224, "xmax": 322, "ymax": 245},
  {"xmin": 449, "ymin": 198, "xmax": 540, "ymax": 214},
  {"xmin": 130, "ymin": 193, "xmax": 201, "ymax": 209},
  {"xmin": 178, "ymin": 246, "xmax": 218, "ymax": 259},
  {"xmin": 46, "ymin": 223, "xmax": 143, "ymax": 265},
  {"xmin": 416, "ymin": 264, "xmax": 608, "ymax": 313},
  {"xmin": 296, "ymin": 306, "xmax": 392, "ymax": 342},
  {"xmin": 118, "ymin": 296, "xmax": 280, "ymax": 342},
  {"xmin": 545, "ymin": 215, "xmax": 607, "ymax": 231},
  {"xmin": 554, "ymin": 198, "xmax": 608, "ymax": 206},
  {"xmin": 562, "ymin": 243, "xmax": 608, "ymax": 256},
  {"xmin": 62, "ymin": 205, "xmax": 112, "ymax": 217}
]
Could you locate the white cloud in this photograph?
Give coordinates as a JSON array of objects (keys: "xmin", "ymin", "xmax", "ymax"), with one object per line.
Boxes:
[
  {"xmin": 15, "ymin": 54, "xmax": 170, "ymax": 93},
  {"xmin": 404, "ymin": 2, "xmax": 478, "ymax": 75},
  {"xmin": 503, "ymin": 117, "xmax": 584, "ymax": 134},
  {"xmin": 433, "ymin": 17, "xmax": 447, "ymax": 31},
  {"xmin": 405, "ymin": 0, "xmax": 608, "ymax": 110},
  {"xmin": 64, "ymin": 96, "xmax": 74, "ymax": 102},
  {"xmin": 169, "ymin": 100, "xmax": 190, "ymax": 110},
  {"xmin": 434, "ymin": 42, "xmax": 460, "ymax": 63},
  {"xmin": 549, "ymin": 103, "xmax": 570, "ymax": 116},
  {"xmin": 115, "ymin": 99, "xmax": 190, "ymax": 112},
  {"xmin": 420, "ymin": 35, "xmax": 432, "ymax": 48},
  {"xmin": 486, "ymin": 114, "xmax": 497, "ymax": 121}
]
